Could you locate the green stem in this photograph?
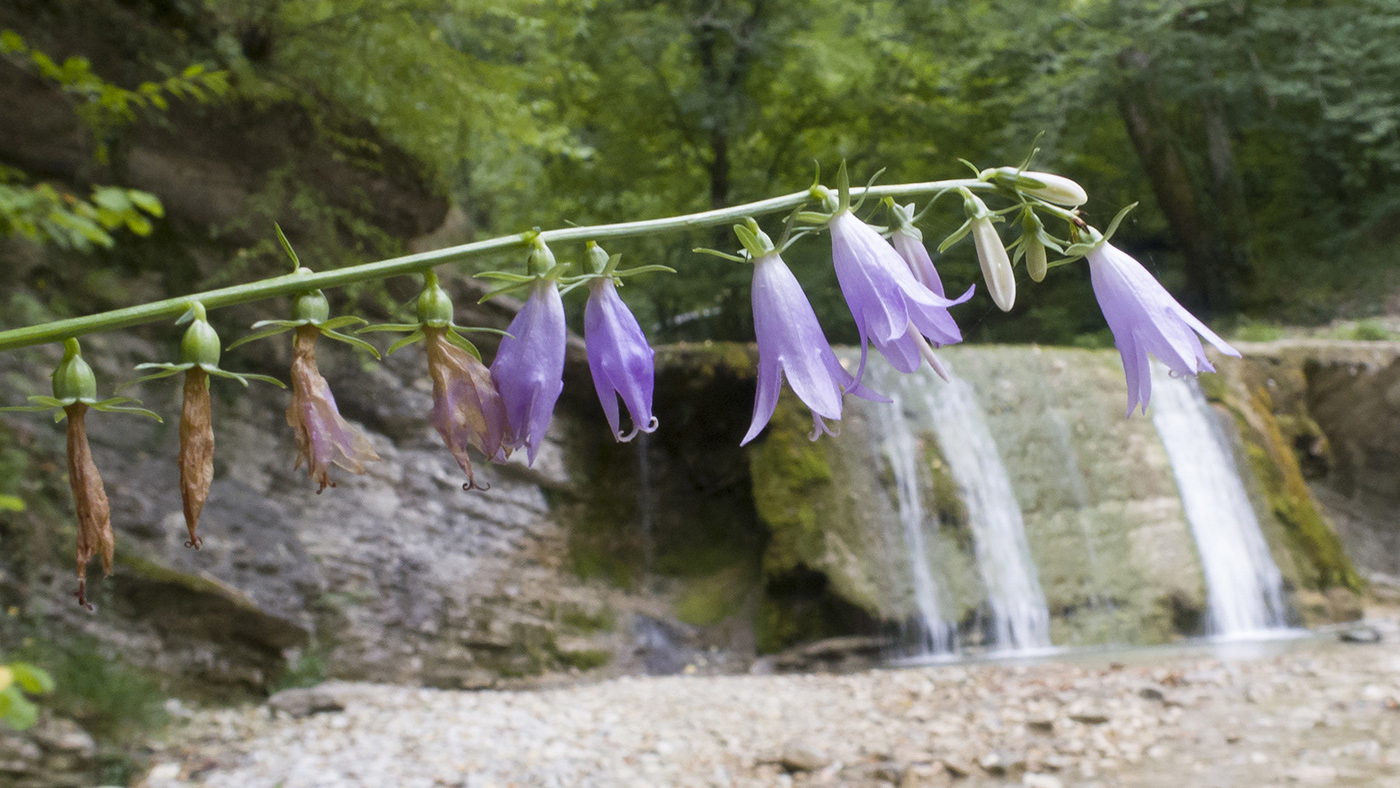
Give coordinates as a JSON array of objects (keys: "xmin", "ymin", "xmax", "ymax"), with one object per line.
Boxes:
[{"xmin": 0, "ymin": 178, "xmax": 990, "ymax": 353}]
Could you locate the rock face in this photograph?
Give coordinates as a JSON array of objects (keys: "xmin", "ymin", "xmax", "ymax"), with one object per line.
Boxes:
[
  {"xmin": 748, "ymin": 344, "xmax": 1372, "ymax": 650},
  {"xmin": 1216, "ymin": 341, "xmax": 1400, "ymax": 583}
]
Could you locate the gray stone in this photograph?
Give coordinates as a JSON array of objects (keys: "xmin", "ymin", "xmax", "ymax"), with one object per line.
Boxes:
[
  {"xmin": 779, "ymin": 740, "xmax": 830, "ymax": 773},
  {"xmin": 1338, "ymin": 625, "xmax": 1382, "ymax": 644},
  {"xmin": 267, "ymin": 687, "xmax": 345, "ymax": 718}
]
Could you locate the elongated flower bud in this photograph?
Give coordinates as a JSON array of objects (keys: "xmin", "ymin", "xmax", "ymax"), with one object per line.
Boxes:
[
  {"xmin": 66, "ymin": 403, "xmax": 111, "ymax": 610},
  {"xmin": 179, "ymin": 368, "xmax": 213, "ymax": 548},
  {"xmin": 425, "ymin": 326, "xmax": 509, "ymax": 490},
  {"xmin": 971, "ymin": 216, "xmax": 1016, "ymax": 312},
  {"xmin": 286, "ymin": 326, "xmax": 379, "ymax": 492},
  {"xmin": 984, "ymin": 167, "xmax": 1088, "ymax": 207}
]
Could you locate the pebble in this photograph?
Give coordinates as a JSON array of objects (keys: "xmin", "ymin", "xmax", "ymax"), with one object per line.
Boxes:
[{"xmin": 148, "ymin": 636, "xmax": 1400, "ymax": 788}]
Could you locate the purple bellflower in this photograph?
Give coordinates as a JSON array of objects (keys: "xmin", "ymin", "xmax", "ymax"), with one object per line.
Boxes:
[
  {"xmin": 491, "ymin": 268, "xmax": 567, "ymax": 467},
  {"xmin": 1085, "ymin": 235, "xmax": 1240, "ymax": 416},
  {"xmin": 735, "ymin": 219, "xmax": 884, "ymax": 446},
  {"xmin": 585, "ymin": 277, "xmax": 657, "ymax": 442},
  {"xmin": 829, "ymin": 210, "xmax": 972, "ymax": 379}
]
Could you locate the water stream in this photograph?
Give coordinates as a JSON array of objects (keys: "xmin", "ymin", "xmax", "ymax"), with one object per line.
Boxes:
[
  {"xmin": 869, "ymin": 360, "xmax": 1052, "ymax": 653},
  {"xmin": 869, "ymin": 386, "xmax": 957, "ymax": 656},
  {"xmin": 1149, "ymin": 364, "xmax": 1288, "ymax": 638}
]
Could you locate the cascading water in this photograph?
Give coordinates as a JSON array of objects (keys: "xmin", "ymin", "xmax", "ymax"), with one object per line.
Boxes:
[
  {"xmin": 870, "ymin": 360, "xmax": 1052, "ymax": 653},
  {"xmin": 868, "ymin": 387, "xmax": 956, "ymax": 657},
  {"xmin": 1149, "ymin": 363, "xmax": 1288, "ymax": 638}
]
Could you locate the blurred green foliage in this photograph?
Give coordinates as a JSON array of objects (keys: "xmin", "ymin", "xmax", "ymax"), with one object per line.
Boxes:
[
  {"xmin": 5, "ymin": 0, "xmax": 1400, "ymax": 341},
  {"xmin": 0, "ymin": 659, "xmax": 54, "ymax": 731}
]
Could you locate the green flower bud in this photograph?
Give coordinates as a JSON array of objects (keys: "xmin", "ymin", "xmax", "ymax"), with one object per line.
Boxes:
[
  {"xmin": 526, "ymin": 239, "xmax": 556, "ymax": 277},
  {"xmin": 1022, "ymin": 211, "xmax": 1048, "ymax": 283},
  {"xmin": 179, "ymin": 318, "xmax": 222, "ymax": 368},
  {"xmin": 416, "ymin": 281, "xmax": 455, "ymax": 326},
  {"xmin": 585, "ymin": 242, "xmax": 610, "ymax": 275},
  {"xmin": 292, "ymin": 290, "xmax": 331, "ymax": 323},
  {"xmin": 51, "ymin": 339, "xmax": 97, "ymax": 403}
]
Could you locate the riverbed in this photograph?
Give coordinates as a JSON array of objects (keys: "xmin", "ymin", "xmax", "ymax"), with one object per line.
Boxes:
[{"xmin": 143, "ymin": 624, "xmax": 1400, "ymax": 788}]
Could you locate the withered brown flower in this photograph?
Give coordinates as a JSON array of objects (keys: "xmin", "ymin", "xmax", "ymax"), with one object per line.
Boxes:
[
  {"xmin": 179, "ymin": 369, "xmax": 214, "ymax": 548},
  {"xmin": 65, "ymin": 403, "xmax": 112, "ymax": 611},
  {"xmin": 425, "ymin": 326, "xmax": 509, "ymax": 490},
  {"xmin": 287, "ymin": 325, "xmax": 379, "ymax": 492}
]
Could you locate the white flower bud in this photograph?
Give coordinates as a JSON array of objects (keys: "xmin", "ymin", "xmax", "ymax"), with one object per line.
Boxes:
[
  {"xmin": 971, "ymin": 217, "xmax": 1016, "ymax": 312},
  {"xmin": 992, "ymin": 167, "xmax": 1088, "ymax": 207}
]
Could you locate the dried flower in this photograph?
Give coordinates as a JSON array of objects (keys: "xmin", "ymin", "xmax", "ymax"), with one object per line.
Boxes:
[
  {"xmin": 132, "ymin": 303, "xmax": 283, "ymax": 546},
  {"xmin": 491, "ymin": 280, "xmax": 566, "ymax": 466},
  {"xmin": 1088, "ymin": 240, "xmax": 1240, "ymax": 415},
  {"xmin": 179, "ymin": 368, "xmax": 213, "ymax": 548},
  {"xmin": 584, "ymin": 278, "xmax": 657, "ymax": 441},
  {"xmin": 65, "ymin": 403, "xmax": 112, "ymax": 611},
  {"xmin": 287, "ymin": 325, "xmax": 379, "ymax": 492},
  {"xmin": 425, "ymin": 326, "xmax": 509, "ymax": 490}
]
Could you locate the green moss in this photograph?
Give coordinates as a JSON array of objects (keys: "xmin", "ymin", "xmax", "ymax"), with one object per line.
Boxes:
[
  {"xmin": 1221, "ymin": 384, "xmax": 1362, "ymax": 593},
  {"xmin": 559, "ymin": 605, "xmax": 616, "ymax": 634},
  {"xmin": 750, "ymin": 396, "xmax": 835, "ymax": 577},
  {"xmin": 676, "ymin": 563, "xmax": 756, "ymax": 626},
  {"xmin": 557, "ymin": 649, "xmax": 611, "ymax": 671}
]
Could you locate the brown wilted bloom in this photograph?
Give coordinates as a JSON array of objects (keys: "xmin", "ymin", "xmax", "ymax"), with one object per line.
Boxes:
[
  {"xmin": 65, "ymin": 403, "xmax": 112, "ymax": 610},
  {"xmin": 179, "ymin": 368, "xmax": 214, "ymax": 548},
  {"xmin": 425, "ymin": 326, "xmax": 509, "ymax": 491},
  {"xmin": 287, "ymin": 325, "xmax": 379, "ymax": 492}
]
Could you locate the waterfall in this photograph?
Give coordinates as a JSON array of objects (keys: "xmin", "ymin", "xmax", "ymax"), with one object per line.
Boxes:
[
  {"xmin": 869, "ymin": 360, "xmax": 1052, "ymax": 653},
  {"xmin": 1149, "ymin": 364, "xmax": 1288, "ymax": 638},
  {"xmin": 868, "ymin": 387, "xmax": 956, "ymax": 656}
]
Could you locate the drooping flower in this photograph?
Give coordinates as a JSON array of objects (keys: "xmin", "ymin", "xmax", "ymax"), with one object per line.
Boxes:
[
  {"xmin": 425, "ymin": 326, "xmax": 509, "ymax": 489},
  {"xmin": 3, "ymin": 338, "xmax": 161, "ymax": 608},
  {"xmin": 585, "ymin": 277, "xmax": 657, "ymax": 442},
  {"xmin": 287, "ymin": 325, "xmax": 380, "ymax": 492},
  {"xmin": 491, "ymin": 279, "xmax": 566, "ymax": 466},
  {"xmin": 66, "ymin": 402, "xmax": 111, "ymax": 611},
  {"xmin": 179, "ymin": 368, "xmax": 214, "ymax": 547},
  {"xmin": 129, "ymin": 303, "xmax": 283, "ymax": 547},
  {"xmin": 1088, "ymin": 240, "xmax": 1240, "ymax": 415},
  {"xmin": 744, "ymin": 248, "xmax": 884, "ymax": 445},
  {"xmin": 829, "ymin": 210, "xmax": 972, "ymax": 378}
]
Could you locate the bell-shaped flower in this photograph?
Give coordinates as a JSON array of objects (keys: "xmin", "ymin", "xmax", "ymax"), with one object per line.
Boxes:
[
  {"xmin": 585, "ymin": 278, "xmax": 657, "ymax": 441},
  {"xmin": 491, "ymin": 279, "xmax": 566, "ymax": 466},
  {"xmin": 829, "ymin": 210, "xmax": 972, "ymax": 378},
  {"xmin": 730, "ymin": 218, "xmax": 884, "ymax": 445},
  {"xmin": 1081, "ymin": 221, "xmax": 1239, "ymax": 415},
  {"xmin": 360, "ymin": 272, "xmax": 513, "ymax": 489},
  {"xmin": 425, "ymin": 326, "xmax": 510, "ymax": 489},
  {"xmin": 287, "ymin": 325, "xmax": 380, "ymax": 492}
]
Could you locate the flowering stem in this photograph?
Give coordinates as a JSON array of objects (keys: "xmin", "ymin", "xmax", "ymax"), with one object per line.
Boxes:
[{"xmin": 0, "ymin": 178, "xmax": 992, "ymax": 353}]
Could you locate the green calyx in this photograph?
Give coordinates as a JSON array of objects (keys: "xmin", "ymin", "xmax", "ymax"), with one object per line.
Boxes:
[
  {"xmin": 732, "ymin": 218, "xmax": 777, "ymax": 260},
  {"xmin": 51, "ymin": 338, "xmax": 97, "ymax": 403},
  {"xmin": 359, "ymin": 269, "xmax": 508, "ymax": 358},
  {"xmin": 225, "ymin": 267, "xmax": 377, "ymax": 358},
  {"xmin": 475, "ymin": 234, "xmax": 574, "ymax": 303},
  {"xmin": 557, "ymin": 242, "xmax": 675, "ymax": 294},
  {"xmin": 0, "ymin": 338, "xmax": 162, "ymax": 422},
  {"xmin": 124, "ymin": 304, "xmax": 285, "ymax": 389},
  {"xmin": 1060, "ymin": 202, "xmax": 1138, "ymax": 261}
]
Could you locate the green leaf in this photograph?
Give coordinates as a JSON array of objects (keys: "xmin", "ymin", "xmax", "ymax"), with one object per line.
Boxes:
[
  {"xmin": 8, "ymin": 663, "xmax": 54, "ymax": 695},
  {"xmin": 275, "ymin": 223, "xmax": 300, "ymax": 271},
  {"xmin": 205, "ymin": 369, "xmax": 286, "ymax": 389},
  {"xmin": 386, "ymin": 330, "xmax": 425, "ymax": 356},
  {"xmin": 443, "ymin": 329, "xmax": 482, "ymax": 361},
  {"xmin": 357, "ymin": 323, "xmax": 421, "ymax": 334},
  {"xmin": 90, "ymin": 399, "xmax": 163, "ymax": 422},
  {"xmin": 127, "ymin": 190, "xmax": 163, "ymax": 218},
  {"xmin": 315, "ymin": 315, "xmax": 368, "ymax": 331},
  {"xmin": 226, "ymin": 324, "xmax": 296, "ymax": 350},
  {"xmin": 0, "ymin": 495, "xmax": 24, "ymax": 512},
  {"xmin": 0, "ymin": 687, "xmax": 39, "ymax": 731},
  {"xmin": 321, "ymin": 330, "xmax": 381, "ymax": 359}
]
